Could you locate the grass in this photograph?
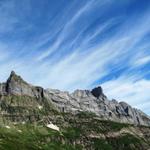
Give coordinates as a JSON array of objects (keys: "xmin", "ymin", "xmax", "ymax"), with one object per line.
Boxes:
[
  {"xmin": 107, "ymin": 134, "xmax": 143, "ymax": 150},
  {"xmin": 92, "ymin": 138, "xmax": 113, "ymax": 150},
  {"xmin": 0, "ymin": 102, "xmax": 149, "ymax": 150},
  {"xmin": 0, "ymin": 124, "xmax": 78, "ymax": 149},
  {"xmin": 92, "ymin": 134, "xmax": 143, "ymax": 150},
  {"xmin": 0, "ymin": 124, "xmax": 82, "ymax": 150},
  {"xmin": 0, "ymin": 121, "xmax": 148, "ymax": 150},
  {"xmin": 64, "ymin": 112, "xmax": 131, "ymax": 134}
]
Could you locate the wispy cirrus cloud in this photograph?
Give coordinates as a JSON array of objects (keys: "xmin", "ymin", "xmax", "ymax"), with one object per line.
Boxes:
[
  {"xmin": 102, "ymin": 76, "xmax": 150, "ymax": 114},
  {"xmin": 132, "ymin": 55, "xmax": 150, "ymax": 67},
  {"xmin": 0, "ymin": 0, "xmax": 150, "ymax": 114},
  {"xmin": 36, "ymin": 0, "xmax": 115, "ymax": 61}
]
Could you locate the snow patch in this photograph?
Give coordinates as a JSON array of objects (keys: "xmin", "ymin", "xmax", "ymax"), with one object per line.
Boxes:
[
  {"xmin": 38, "ymin": 105, "xmax": 43, "ymax": 110},
  {"xmin": 18, "ymin": 130, "xmax": 22, "ymax": 133},
  {"xmin": 46, "ymin": 123, "xmax": 59, "ymax": 131},
  {"xmin": 5, "ymin": 126, "xmax": 10, "ymax": 129},
  {"xmin": 22, "ymin": 121, "xmax": 25, "ymax": 124}
]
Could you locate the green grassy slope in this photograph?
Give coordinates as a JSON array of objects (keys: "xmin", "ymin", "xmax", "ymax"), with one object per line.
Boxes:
[
  {"xmin": 0, "ymin": 96, "xmax": 150, "ymax": 150},
  {"xmin": 0, "ymin": 112, "xmax": 150, "ymax": 150}
]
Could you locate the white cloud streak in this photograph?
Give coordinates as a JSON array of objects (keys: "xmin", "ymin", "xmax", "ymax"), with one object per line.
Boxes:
[
  {"xmin": 102, "ymin": 77, "xmax": 150, "ymax": 114},
  {"xmin": 0, "ymin": 0, "xmax": 150, "ymax": 115},
  {"xmin": 36, "ymin": 0, "xmax": 112, "ymax": 61},
  {"xmin": 133, "ymin": 55, "xmax": 150, "ymax": 67}
]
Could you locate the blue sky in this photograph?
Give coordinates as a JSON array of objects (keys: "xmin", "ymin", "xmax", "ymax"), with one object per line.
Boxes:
[{"xmin": 0, "ymin": 0, "xmax": 150, "ymax": 114}]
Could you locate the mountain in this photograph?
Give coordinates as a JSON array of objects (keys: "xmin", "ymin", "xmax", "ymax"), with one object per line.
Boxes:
[
  {"xmin": 0, "ymin": 71, "xmax": 150, "ymax": 126},
  {"xmin": 0, "ymin": 71, "xmax": 150, "ymax": 150}
]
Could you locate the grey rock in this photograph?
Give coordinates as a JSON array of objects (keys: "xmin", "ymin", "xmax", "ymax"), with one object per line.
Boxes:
[
  {"xmin": 0, "ymin": 71, "xmax": 150, "ymax": 126},
  {"xmin": 1, "ymin": 71, "xmax": 45, "ymax": 99},
  {"xmin": 0, "ymin": 83, "xmax": 7, "ymax": 95},
  {"xmin": 91, "ymin": 86, "xmax": 104, "ymax": 98}
]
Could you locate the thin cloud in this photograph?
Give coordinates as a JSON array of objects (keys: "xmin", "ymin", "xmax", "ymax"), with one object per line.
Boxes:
[
  {"xmin": 36, "ymin": 0, "xmax": 112, "ymax": 61},
  {"xmin": 102, "ymin": 77, "xmax": 150, "ymax": 115},
  {"xmin": 0, "ymin": 0, "xmax": 150, "ymax": 115},
  {"xmin": 133, "ymin": 55, "xmax": 150, "ymax": 67}
]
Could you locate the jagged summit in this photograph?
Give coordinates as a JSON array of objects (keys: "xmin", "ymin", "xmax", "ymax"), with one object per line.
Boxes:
[
  {"xmin": 10, "ymin": 70, "xmax": 16, "ymax": 76},
  {"xmin": 4, "ymin": 71, "xmax": 31, "ymax": 95},
  {"xmin": 7, "ymin": 71, "xmax": 27, "ymax": 84},
  {"xmin": 8, "ymin": 71, "xmax": 20, "ymax": 80},
  {"xmin": 0, "ymin": 71, "xmax": 150, "ymax": 126},
  {"xmin": 91, "ymin": 86, "xmax": 105, "ymax": 98}
]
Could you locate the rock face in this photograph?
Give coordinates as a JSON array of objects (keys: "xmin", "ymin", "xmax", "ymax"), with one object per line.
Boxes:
[
  {"xmin": 0, "ymin": 71, "xmax": 150, "ymax": 126},
  {"xmin": 1, "ymin": 71, "xmax": 45, "ymax": 99},
  {"xmin": 91, "ymin": 86, "xmax": 104, "ymax": 98}
]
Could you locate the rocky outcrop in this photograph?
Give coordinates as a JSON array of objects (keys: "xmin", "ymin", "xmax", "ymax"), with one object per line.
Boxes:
[
  {"xmin": 45, "ymin": 88, "xmax": 150, "ymax": 126},
  {"xmin": 0, "ymin": 71, "xmax": 45, "ymax": 99},
  {"xmin": 91, "ymin": 86, "xmax": 105, "ymax": 98},
  {"xmin": 0, "ymin": 71, "xmax": 150, "ymax": 126}
]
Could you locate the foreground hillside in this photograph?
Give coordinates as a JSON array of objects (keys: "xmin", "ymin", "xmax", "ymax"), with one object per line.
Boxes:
[
  {"xmin": 0, "ymin": 71, "xmax": 150, "ymax": 149},
  {"xmin": 0, "ymin": 112, "xmax": 150, "ymax": 150}
]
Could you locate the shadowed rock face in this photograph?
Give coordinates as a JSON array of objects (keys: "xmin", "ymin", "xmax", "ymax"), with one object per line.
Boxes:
[
  {"xmin": 6, "ymin": 71, "xmax": 29, "ymax": 95},
  {"xmin": 91, "ymin": 86, "xmax": 104, "ymax": 98},
  {"xmin": 1, "ymin": 71, "xmax": 44, "ymax": 99},
  {"xmin": 0, "ymin": 71, "xmax": 150, "ymax": 126}
]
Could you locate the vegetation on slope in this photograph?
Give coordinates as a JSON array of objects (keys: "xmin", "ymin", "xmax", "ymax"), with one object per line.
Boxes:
[
  {"xmin": 0, "ymin": 112, "xmax": 150, "ymax": 150},
  {"xmin": 0, "ymin": 96, "xmax": 150, "ymax": 150}
]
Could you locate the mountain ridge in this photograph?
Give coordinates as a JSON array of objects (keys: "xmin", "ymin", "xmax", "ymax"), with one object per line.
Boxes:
[
  {"xmin": 0, "ymin": 71, "xmax": 150, "ymax": 126},
  {"xmin": 0, "ymin": 71, "xmax": 150, "ymax": 150}
]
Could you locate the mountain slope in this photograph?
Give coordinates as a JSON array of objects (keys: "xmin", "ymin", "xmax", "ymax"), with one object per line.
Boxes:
[
  {"xmin": 0, "ymin": 71, "xmax": 150, "ymax": 126},
  {"xmin": 0, "ymin": 71, "xmax": 150, "ymax": 150},
  {"xmin": 0, "ymin": 112, "xmax": 150, "ymax": 150}
]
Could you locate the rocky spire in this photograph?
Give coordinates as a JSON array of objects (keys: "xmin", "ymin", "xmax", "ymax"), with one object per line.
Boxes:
[
  {"xmin": 5, "ymin": 71, "xmax": 29, "ymax": 95},
  {"xmin": 7, "ymin": 71, "xmax": 23, "ymax": 82},
  {"xmin": 91, "ymin": 86, "xmax": 104, "ymax": 98},
  {"xmin": 10, "ymin": 70, "xmax": 16, "ymax": 76}
]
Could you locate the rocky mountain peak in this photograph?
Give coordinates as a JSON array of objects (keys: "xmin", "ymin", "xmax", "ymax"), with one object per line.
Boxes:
[
  {"xmin": 91, "ymin": 86, "xmax": 104, "ymax": 98},
  {"xmin": 7, "ymin": 71, "xmax": 26, "ymax": 84},
  {"xmin": 4, "ymin": 71, "xmax": 33, "ymax": 95},
  {"xmin": 0, "ymin": 71, "xmax": 150, "ymax": 126},
  {"xmin": 10, "ymin": 70, "xmax": 16, "ymax": 76}
]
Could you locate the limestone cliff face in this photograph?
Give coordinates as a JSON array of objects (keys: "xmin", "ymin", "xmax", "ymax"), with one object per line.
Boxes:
[
  {"xmin": 46, "ymin": 88, "xmax": 150, "ymax": 126},
  {"xmin": 3, "ymin": 71, "xmax": 44, "ymax": 99},
  {"xmin": 0, "ymin": 71, "xmax": 150, "ymax": 126}
]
